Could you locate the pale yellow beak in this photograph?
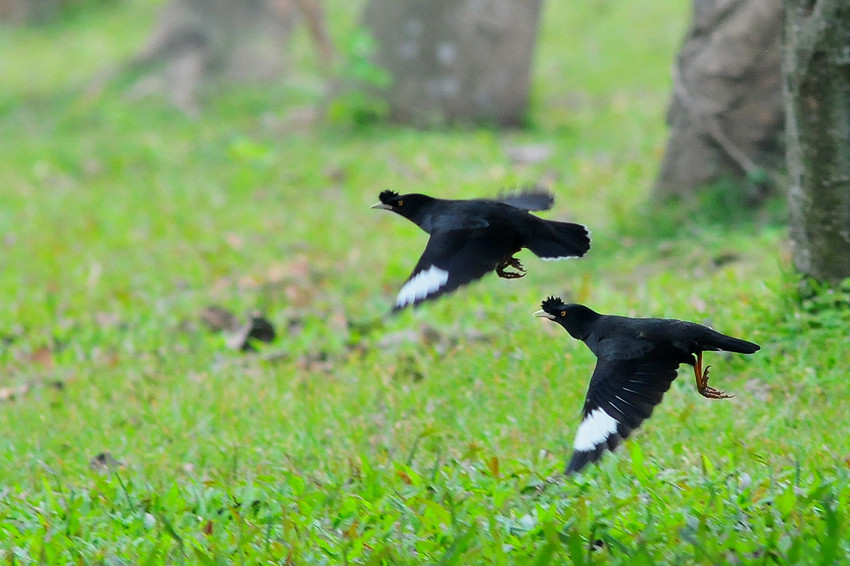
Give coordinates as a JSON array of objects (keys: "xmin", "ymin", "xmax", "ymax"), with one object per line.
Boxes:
[{"xmin": 533, "ymin": 310, "xmax": 555, "ymax": 320}]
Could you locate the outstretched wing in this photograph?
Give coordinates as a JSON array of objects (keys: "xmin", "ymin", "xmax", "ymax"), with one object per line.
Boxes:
[
  {"xmin": 566, "ymin": 355, "xmax": 679, "ymax": 474},
  {"xmin": 492, "ymin": 188, "xmax": 554, "ymax": 212},
  {"xmin": 393, "ymin": 230, "xmax": 514, "ymax": 311}
]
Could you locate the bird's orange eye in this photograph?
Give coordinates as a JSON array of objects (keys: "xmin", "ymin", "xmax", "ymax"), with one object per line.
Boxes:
[
  {"xmin": 397, "ymin": 200, "xmax": 404, "ymax": 207},
  {"xmin": 560, "ymin": 311, "xmax": 566, "ymax": 317}
]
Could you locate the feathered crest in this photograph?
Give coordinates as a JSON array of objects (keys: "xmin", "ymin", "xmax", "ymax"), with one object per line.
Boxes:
[
  {"xmin": 541, "ymin": 296, "xmax": 564, "ymax": 313},
  {"xmin": 379, "ymin": 190, "xmax": 400, "ymax": 204}
]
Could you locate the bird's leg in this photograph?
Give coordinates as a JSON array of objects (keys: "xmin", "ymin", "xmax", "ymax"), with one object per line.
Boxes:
[
  {"xmin": 693, "ymin": 351, "xmax": 733, "ymax": 399},
  {"xmin": 495, "ymin": 255, "xmax": 526, "ymax": 279}
]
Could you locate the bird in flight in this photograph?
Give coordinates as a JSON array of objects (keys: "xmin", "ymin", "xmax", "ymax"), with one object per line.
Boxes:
[
  {"xmin": 534, "ymin": 297, "xmax": 760, "ymax": 474},
  {"xmin": 372, "ymin": 190, "xmax": 590, "ymax": 311}
]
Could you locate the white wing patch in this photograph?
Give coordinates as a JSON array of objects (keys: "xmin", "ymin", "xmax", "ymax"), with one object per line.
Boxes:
[
  {"xmin": 540, "ymin": 256, "xmax": 580, "ymax": 261},
  {"xmin": 395, "ymin": 266, "xmax": 450, "ymax": 308},
  {"xmin": 573, "ymin": 408, "xmax": 620, "ymax": 451}
]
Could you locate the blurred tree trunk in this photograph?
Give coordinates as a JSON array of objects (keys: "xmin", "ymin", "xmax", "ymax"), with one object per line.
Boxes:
[
  {"xmin": 0, "ymin": 0, "xmax": 65, "ymax": 24},
  {"xmin": 361, "ymin": 0, "xmax": 542, "ymax": 127},
  {"xmin": 654, "ymin": 0, "xmax": 784, "ymax": 202},
  {"xmin": 121, "ymin": 0, "xmax": 332, "ymax": 115},
  {"xmin": 785, "ymin": 0, "xmax": 850, "ymax": 283}
]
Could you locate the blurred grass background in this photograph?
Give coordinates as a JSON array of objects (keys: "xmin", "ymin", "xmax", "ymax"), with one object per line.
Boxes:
[{"xmin": 0, "ymin": 1, "xmax": 847, "ymax": 563}]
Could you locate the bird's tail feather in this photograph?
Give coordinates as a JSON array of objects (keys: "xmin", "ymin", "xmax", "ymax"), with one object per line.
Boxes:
[
  {"xmin": 705, "ymin": 330, "xmax": 760, "ymax": 354},
  {"xmin": 526, "ymin": 219, "xmax": 591, "ymax": 260}
]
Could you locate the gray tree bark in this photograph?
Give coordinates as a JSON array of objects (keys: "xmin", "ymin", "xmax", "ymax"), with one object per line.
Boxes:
[
  {"xmin": 785, "ymin": 0, "xmax": 850, "ymax": 283},
  {"xmin": 112, "ymin": 0, "xmax": 332, "ymax": 115},
  {"xmin": 654, "ymin": 0, "xmax": 784, "ymax": 201},
  {"xmin": 361, "ymin": 0, "xmax": 542, "ymax": 127},
  {"xmin": 0, "ymin": 0, "xmax": 65, "ymax": 24}
]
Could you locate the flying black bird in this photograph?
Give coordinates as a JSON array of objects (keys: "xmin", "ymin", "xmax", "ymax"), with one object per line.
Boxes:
[
  {"xmin": 534, "ymin": 297, "xmax": 760, "ymax": 474},
  {"xmin": 372, "ymin": 190, "xmax": 590, "ymax": 311}
]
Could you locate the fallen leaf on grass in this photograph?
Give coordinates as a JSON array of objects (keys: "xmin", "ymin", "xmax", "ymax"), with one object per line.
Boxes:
[
  {"xmin": 29, "ymin": 346, "xmax": 54, "ymax": 369},
  {"xmin": 1, "ymin": 325, "xmax": 24, "ymax": 345},
  {"xmin": 391, "ymin": 354, "xmax": 425, "ymax": 382},
  {"xmin": 89, "ymin": 452, "xmax": 123, "ymax": 473},
  {"xmin": 377, "ymin": 324, "xmax": 491, "ymax": 355},
  {"xmin": 0, "ymin": 384, "xmax": 31, "ymax": 402},
  {"xmin": 226, "ymin": 313, "xmax": 277, "ymax": 351},
  {"xmin": 742, "ymin": 378, "xmax": 771, "ymax": 402},
  {"xmin": 94, "ymin": 311, "xmax": 123, "ymax": 328},
  {"xmin": 343, "ymin": 521, "xmax": 359, "ymax": 539},
  {"xmin": 713, "ymin": 251, "xmax": 741, "ymax": 267},
  {"xmin": 200, "ymin": 306, "xmax": 240, "ymax": 332},
  {"xmin": 486, "ymin": 456, "xmax": 500, "ymax": 479},
  {"xmin": 201, "ymin": 306, "xmax": 278, "ymax": 352},
  {"xmin": 504, "ymin": 143, "xmax": 554, "ymax": 165},
  {"xmin": 323, "ymin": 165, "xmax": 347, "ymax": 184},
  {"xmin": 295, "ymin": 351, "xmax": 334, "ymax": 372}
]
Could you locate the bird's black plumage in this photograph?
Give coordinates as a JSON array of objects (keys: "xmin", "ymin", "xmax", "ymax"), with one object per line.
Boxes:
[
  {"xmin": 372, "ymin": 190, "xmax": 590, "ymax": 310},
  {"xmin": 534, "ymin": 297, "xmax": 760, "ymax": 474}
]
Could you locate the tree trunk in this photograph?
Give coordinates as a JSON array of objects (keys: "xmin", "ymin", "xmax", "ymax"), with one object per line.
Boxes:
[
  {"xmin": 361, "ymin": 0, "xmax": 542, "ymax": 127},
  {"xmin": 654, "ymin": 0, "xmax": 784, "ymax": 201},
  {"xmin": 0, "ymin": 0, "xmax": 63, "ymax": 24},
  {"xmin": 117, "ymin": 0, "xmax": 332, "ymax": 115},
  {"xmin": 785, "ymin": 0, "xmax": 850, "ymax": 283}
]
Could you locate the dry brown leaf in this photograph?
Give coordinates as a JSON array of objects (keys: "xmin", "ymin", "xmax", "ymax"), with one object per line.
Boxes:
[
  {"xmin": 29, "ymin": 347, "xmax": 54, "ymax": 369},
  {"xmin": 0, "ymin": 384, "xmax": 31, "ymax": 402},
  {"xmin": 486, "ymin": 456, "xmax": 500, "ymax": 478},
  {"xmin": 226, "ymin": 313, "xmax": 276, "ymax": 351},
  {"xmin": 200, "ymin": 306, "xmax": 240, "ymax": 332},
  {"xmin": 89, "ymin": 451, "xmax": 123, "ymax": 473},
  {"xmin": 505, "ymin": 143, "xmax": 554, "ymax": 165}
]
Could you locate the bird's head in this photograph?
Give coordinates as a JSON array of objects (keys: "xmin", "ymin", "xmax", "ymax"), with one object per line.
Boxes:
[
  {"xmin": 371, "ymin": 190, "xmax": 431, "ymax": 221},
  {"xmin": 376, "ymin": 190, "xmax": 401, "ymax": 207},
  {"xmin": 534, "ymin": 297, "xmax": 598, "ymax": 340}
]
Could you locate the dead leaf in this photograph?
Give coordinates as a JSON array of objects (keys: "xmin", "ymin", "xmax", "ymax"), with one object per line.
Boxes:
[
  {"xmin": 323, "ymin": 165, "xmax": 347, "ymax": 183},
  {"xmin": 201, "ymin": 306, "xmax": 239, "ymax": 332},
  {"xmin": 0, "ymin": 325, "xmax": 23, "ymax": 345},
  {"xmin": 296, "ymin": 351, "xmax": 334, "ymax": 372},
  {"xmin": 0, "ymin": 384, "xmax": 31, "ymax": 402},
  {"xmin": 29, "ymin": 347, "xmax": 54, "ymax": 369},
  {"xmin": 343, "ymin": 521, "xmax": 359, "ymax": 539},
  {"xmin": 89, "ymin": 452, "xmax": 123, "ymax": 473},
  {"xmin": 94, "ymin": 311, "xmax": 122, "ymax": 328},
  {"xmin": 226, "ymin": 313, "xmax": 277, "ymax": 351},
  {"xmin": 224, "ymin": 233, "xmax": 245, "ymax": 251},
  {"xmin": 462, "ymin": 442, "xmax": 483, "ymax": 459},
  {"xmin": 486, "ymin": 456, "xmax": 500, "ymax": 478},
  {"xmin": 713, "ymin": 252, "xmax": 741, "ymax": 267},
  {"xmin": 266, "ymin": 263, "xmax": 288, "ymax": 283},
  {"xmin": 505, "ymin": 143, "xmax": 554, "ymax": 165},
  {"xmin": 237, "ymin": 275, "xmax": 262, "ymax": 290},
  {"xmin": 246, "ymin": 313, "xmax": 276, "ymax": 342},
  {"xmin": 742, "ymin": 379, "xmax": 771, "ymax": 402}
]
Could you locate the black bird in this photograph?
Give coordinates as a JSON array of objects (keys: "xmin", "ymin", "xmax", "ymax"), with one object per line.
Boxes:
[
  {"xmin": 372, "ymin": 190, "xmax": 590, "ymax": 311},
  {"xmin": 534, "ymin": 297, "xmax": 760, "ymax": 474}
]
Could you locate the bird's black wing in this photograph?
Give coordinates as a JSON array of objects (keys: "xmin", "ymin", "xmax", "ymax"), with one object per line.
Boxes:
[
  {"xmin": 566, "ymin": 354, "xmax": 679, "ymax": 474},
  {"xmin": 491, "ymin": 189, "xmax": 554, "ymax": 212},
  {"xmin": 392, "ymin": 229, "xmax": 512, "ymax": 311}
]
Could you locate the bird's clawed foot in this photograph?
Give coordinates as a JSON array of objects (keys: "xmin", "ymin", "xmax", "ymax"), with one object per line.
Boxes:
[
  {"xmin": 496, "ymin": 256, "xmax": 526, "ymax": 279},
  {"xmin": 694, "ymin": 359, "xmax": 733, "ymax": 399}
]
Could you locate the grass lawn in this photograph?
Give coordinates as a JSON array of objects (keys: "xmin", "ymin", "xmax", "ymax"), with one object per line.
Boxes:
[{"xmin": 1, "ymin": 1, "xmax": 848, "ymax": 564}]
